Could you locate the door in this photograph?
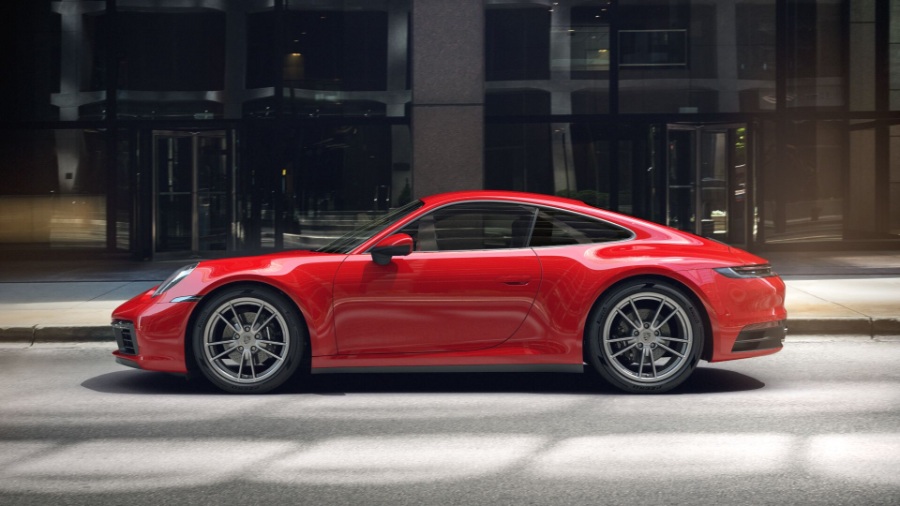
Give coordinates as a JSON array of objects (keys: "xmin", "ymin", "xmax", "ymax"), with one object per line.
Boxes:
[
  {"xmin": 153, "ymin": 130, "xmax": 232, "ymax": 256},
  {"xmin": 666, "ymin": 124, "xmax": 749, "ymax": 246},
  {"xmin": 332, "ymin": 202, "xmax": 541, "ymax": 354}
]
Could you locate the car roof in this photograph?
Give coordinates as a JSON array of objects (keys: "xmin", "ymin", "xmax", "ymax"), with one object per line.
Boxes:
[{"xmin": 420, "ymin": 190, "xmax": 589, "ymax": 210}]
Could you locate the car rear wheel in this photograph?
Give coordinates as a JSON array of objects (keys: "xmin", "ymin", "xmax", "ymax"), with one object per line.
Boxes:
[
  {"xmin": 192, "ymin": 285, "xmax": 305, "ymax": 394},
  {"xmin": 587, "ymin": 279, "xmax": 704, "ymax": 393}
]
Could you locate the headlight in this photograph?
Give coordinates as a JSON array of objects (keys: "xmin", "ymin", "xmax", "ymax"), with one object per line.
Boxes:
[
  {"xmin": 152, "ymin": 263, "xmax": 198, "ymax": 297},
  {"xmin": 714, "ymin": 264, "xmax": 776, "ymax": 278}
]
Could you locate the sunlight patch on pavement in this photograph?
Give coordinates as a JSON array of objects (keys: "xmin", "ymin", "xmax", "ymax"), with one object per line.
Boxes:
[
  {"xmin": 806, "ymin": 434, "xmax": 900, "ymax": 486},
  {"xmin": 255, "ymin": 434, "xmax": 544, "ymax": 485},
  {"xmin": 0, "ymin": 439, "xmax": 289, "ymax": 493},
  {"xmin": 2, "ymin": 432, "xmax": 899, "ymax": 492},
  {"xmin": 529, "ymin": 434, "xmax": 794, "ymax": 479},
  {"xmin": 0, "ymin": 442, "xmax": 57, "ymax": 468}
]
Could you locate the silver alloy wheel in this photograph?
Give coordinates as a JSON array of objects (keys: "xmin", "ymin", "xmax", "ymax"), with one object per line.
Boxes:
[
  {"xmin": 600, "ymin": 291, "xmax": 693, "ymax": 384},
  {"xmin": 201, "ymin": 296, "xmax": 291, "ymax": 385}
]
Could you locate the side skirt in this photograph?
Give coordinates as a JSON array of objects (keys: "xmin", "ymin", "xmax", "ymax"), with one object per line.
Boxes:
[{"xmin": 311, "ymin": 364, "xmax": 584, "ymax": 375}]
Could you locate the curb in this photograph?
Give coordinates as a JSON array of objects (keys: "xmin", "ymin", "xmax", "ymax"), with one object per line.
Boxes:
[
  {"xmin": 0, "ymin": 326, "xmax": 114, "ymax": 344},
  {"xmin": 786, "ymin": 317, "xmax": 900, "ymax": 337}
]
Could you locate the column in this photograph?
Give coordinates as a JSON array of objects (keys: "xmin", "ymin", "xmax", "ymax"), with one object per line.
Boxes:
[{"xmin": 410, "ymin": 0, "xmax": 485, "ymax": 197}]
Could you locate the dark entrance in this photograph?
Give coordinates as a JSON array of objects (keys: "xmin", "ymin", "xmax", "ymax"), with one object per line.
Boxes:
[
  {"xmin": 665, "ymin": 124, "xmax": 750, "ymax": 247},
  {"xmin": 152, "ymin": 130, "xmax": 234, "ymax": 256}
]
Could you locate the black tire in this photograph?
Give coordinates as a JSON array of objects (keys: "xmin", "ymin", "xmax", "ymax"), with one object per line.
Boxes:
[
  {"xmin": 192, "ymin": 285, "xmax": 305, "ymax": 394},
  {"xmin": 586, "ymin": 279, "xmax": 704, "ymax": 393}
]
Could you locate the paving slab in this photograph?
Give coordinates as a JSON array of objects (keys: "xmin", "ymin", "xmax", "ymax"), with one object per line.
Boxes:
[{"xmin": 785, "ymin": 278, "xmax": 900, "ymax": 319}]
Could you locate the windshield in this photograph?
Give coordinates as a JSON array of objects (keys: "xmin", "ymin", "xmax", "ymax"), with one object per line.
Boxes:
[{"xmin": 315, "ymin": 200, "xmax": 424, "ymax": 254}]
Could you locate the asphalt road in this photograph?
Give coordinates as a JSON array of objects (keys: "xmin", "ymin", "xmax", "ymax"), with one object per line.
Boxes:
[{"xmin": 1, "ymin": 338, "xmax": 899, "ymax": 506}]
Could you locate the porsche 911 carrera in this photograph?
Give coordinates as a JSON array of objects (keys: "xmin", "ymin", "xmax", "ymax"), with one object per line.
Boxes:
[{"xmin": 112, "ymin": 190, "xmax": 786, "ymax": 394}]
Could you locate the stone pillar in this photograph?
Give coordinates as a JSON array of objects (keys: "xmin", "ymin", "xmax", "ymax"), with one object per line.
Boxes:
[{"xmin": 410, "ymin": 0, "xmax": 484, "ymax": 197}]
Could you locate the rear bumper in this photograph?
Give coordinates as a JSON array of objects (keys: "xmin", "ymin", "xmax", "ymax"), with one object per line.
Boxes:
[
  {"xmin": 709, "ymin": 320, "xmax": 786, "ymax": 362},
  {"xmin": 696, "ymin": 269, "xmax": 787, "ymax": 362}
]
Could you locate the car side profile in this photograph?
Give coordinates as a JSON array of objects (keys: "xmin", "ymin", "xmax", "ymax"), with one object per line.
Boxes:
[{"xmin": 112, "ymin": 190, "xmax": 786, "ymax": 394}]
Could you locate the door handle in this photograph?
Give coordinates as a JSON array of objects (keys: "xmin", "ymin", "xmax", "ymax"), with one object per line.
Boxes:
[{"xmin": 498, "ymin": 275, "xmax": 531, "ymax": 286}]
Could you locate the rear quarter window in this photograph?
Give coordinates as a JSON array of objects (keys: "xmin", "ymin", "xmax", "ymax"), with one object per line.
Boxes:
[{"xmin": 530, "ymin": 209, "xmax": 633, "ymax": 246}]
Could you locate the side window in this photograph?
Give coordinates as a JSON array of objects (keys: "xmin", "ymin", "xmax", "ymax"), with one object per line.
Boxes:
[
  {"xmin": 529, "ymin": 209, "xmax": 633, "ymax": 246},
  {"xmin": 398, "ymin": 203, "xmax": 536, "ymax": 251}
]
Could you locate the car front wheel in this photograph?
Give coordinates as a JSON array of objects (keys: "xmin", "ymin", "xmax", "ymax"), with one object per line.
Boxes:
[
  {"xmin": 587, "ymin": 279, "xmax": 704, "ymax": 393},
  {"xmin": 192, "ymin": 285, "xmax": 305, "ymax": 394}
]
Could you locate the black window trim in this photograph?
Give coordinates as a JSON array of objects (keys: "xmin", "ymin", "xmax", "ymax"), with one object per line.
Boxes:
[{"xmin": 375, "ymin": 199, "xmax": 636, "ymax": 253}]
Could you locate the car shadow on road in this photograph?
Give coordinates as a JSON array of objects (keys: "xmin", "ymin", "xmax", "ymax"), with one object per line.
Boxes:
[
  {"xmin": 677, "ymin": 367, "xmax": 767, "ymax": 393},
  {"xmin": 81, "ymin": 370, "xmax": 222, "ymax": 395},
  {"xmin": 82, "ymin": 366, "xmax": 764, "ymax": 396}
]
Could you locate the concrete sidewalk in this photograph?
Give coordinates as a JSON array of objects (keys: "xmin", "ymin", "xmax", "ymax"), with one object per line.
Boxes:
[
  {"xmin": 0, "ymin": 257, "xmax": 181, "ymax": 342},
  {"xmin": 0, "ymin": 251, "xmax": 898, "ymax": 342},
  {"xmin": 765, "ymin": 250, "xmax": 900, "ymax": 336}
]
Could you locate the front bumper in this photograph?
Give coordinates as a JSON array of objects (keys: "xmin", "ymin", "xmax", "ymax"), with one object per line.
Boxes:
[{"xmin": 110, "ymin": 288, "xmax": 196, "ymax": 374}]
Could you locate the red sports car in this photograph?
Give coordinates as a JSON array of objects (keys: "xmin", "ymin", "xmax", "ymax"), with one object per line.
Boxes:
[{"xmin": 112, "ymin": 190, "xmax": 786, "ymax": 394}]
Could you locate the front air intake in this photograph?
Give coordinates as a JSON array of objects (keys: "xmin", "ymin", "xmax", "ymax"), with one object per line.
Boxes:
[{"xmin": 112, "ymin": 320, "xmax": 138, "ymax": 355}]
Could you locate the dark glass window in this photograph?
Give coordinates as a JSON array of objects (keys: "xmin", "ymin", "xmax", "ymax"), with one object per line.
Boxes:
[
  {"xmin": 116, "ymin": 12, "xmax": 225, "ymax": 91},
  {"xmin": 786, "ymin": 0, "xmax": 844, "ymax": 109},
  {"xmin": 617, "ymin": 0, "xmax": 692, "ymax": 113},
  {"xmin": 736, "ymin": 3, "xmax": 776, "ymax": 81},
  {"xmin": 529, "ymin": 209, "xmax": 633, "ymax": 247},
  {"xmin": 786, "ymin": 1, "xmax": 842, "ymax": 79},
  {"xmin": 399, "ymin": 203, "xmax": 631, "ymax": 252},
  {"xmin": 763, "ymin": 120, "xmax": 844, "ymax": 243},
  {"xmin": 486, "ymin": 7, "xmax": 550, "ymax": 81},
  {"xmin": 0, "ymin": 2, "xmax": 62, "ymax": 121},
  {"xmin": 400, "ymin": 203, "xmax": 536, "ymax": 251},
  {"xmin": 485, "ymin": 123, "xmax": 553, "ymax": 192},
  {"xmin": 84, "ymin": 12, "xmax": 107, "ymax": 93},
  {"xmin": 0, "ymin": 130, "xmax": 59, "ymax": 195},
  {"xmin": 851, "ymin": 0, "xmax": 877, "ymax": 111},
  {"xmin": 571, "ymin": 89, "xmax": 610, "ymax": 115},
  {"xmin": 281, "ymin": 10, "xmax": 388, "ymax": 91},
  {"xmin": 569, "ymin": 124, "xmax": 613, "ymax": 210},
  {"xmin": 570, "ymin": 5, "xmax": 611, "ymax": 78},
  {"xmin": 619, "ymin": 30, "xmax": 688, "ymax": 67},
  {"xmin": 246, "ymin": 11, "xmax": 277, "ymax": 89},
  {"xmin": 485, "ymin": 90, "xmax": 551, "ymax": 116}
]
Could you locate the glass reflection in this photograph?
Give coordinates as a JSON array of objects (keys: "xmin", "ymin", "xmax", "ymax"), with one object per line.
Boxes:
[{"xmin": 0, "ymin": 129, "xmax": 108, "ymax": 248}]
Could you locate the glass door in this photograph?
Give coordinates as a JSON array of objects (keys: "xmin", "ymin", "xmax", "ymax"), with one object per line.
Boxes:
[
  {"xmin": 153, "ymin": 130, "xmax": 232, "ymax": 256},
  {"xmin": 665, "ymin": 124, "xmax": 749, "ymax": 246}
]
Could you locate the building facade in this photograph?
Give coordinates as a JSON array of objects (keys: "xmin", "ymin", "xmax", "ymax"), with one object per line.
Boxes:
[{"xmin": 1, "ymin": 0, "xmax": 899, "ymax": 259}]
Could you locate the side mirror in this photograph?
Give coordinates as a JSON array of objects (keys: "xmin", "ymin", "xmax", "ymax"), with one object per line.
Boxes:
[{"xmin": 371, "ymin": 233, "xmax": 414, "ymax": 266}]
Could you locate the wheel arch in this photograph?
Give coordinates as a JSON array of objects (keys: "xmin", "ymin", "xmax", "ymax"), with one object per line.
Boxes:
[
  {"xmin": 581, "ymin": 274, "xmax": 714, "ymax": 364},
  {"xmin": 183, "ymin": 280, "xmax": 312, "ymax": 377}
]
